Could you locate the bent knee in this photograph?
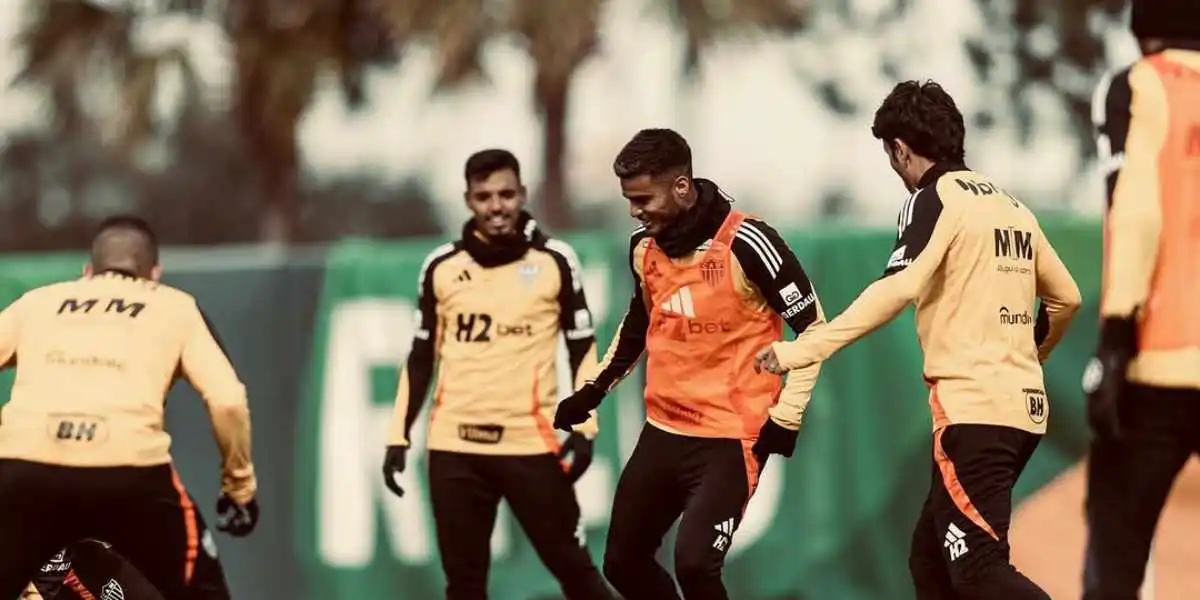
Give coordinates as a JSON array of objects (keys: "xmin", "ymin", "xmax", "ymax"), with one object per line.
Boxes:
[
  {"xmin": 951, "ymin": 563, "xmax": 1049, "ymax": 600},
  {"xmin": 673, "ymin": 549, "xmax": 722, "ymax": 590}
]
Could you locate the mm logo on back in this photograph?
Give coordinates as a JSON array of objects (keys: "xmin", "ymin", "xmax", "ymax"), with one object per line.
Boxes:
[
  {"xmin": 57, "ymin": 297, "xmax": 146, "ymax": 318},
  {"xmin": 993, "ymin": 228, "xmax": 1033, "ymax": 260}
]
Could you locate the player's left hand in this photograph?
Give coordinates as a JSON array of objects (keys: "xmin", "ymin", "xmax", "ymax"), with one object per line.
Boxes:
[
  {"xmin": 752, "ymin": 417, "xmax": 799, "ymax": 460},
  {"xmin": 215, "ymin": 493, "xmax": 260, "ymax": 537},
  {"xmin": 1082, "ymin": 316, "xmax": 1137, "ymax": 440},
  {"xmin": 754, "ymin": 346, "xmax": 788, "ymax": 375},
  {"xmin": 557, "ymin": 432, "xmax": 594, "ymax": 482},
  {"xmin": 554, "ymin": 383, "xmax": 605, "ymax": 432}
]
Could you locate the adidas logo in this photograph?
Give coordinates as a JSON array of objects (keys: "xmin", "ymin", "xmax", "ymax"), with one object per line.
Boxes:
[
  {"xmin": 455, "ymin": 270, "xmax": 472, "ymax": 283},
  {"xmin": 943, "ymin": 522, "xmax": 968, "ymax": 561},
  {"xmin": 711, "ymin": 517, "xmax": 735, "ymax": 552},
  {"xmin": 661, "ymin": 286, "xmax": 697, "ymax": 318}
]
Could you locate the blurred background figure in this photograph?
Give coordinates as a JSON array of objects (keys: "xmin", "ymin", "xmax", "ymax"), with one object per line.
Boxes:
[{"xmin": 1082, "ymin": 1, "xmax": 1200, "ymax": 599}]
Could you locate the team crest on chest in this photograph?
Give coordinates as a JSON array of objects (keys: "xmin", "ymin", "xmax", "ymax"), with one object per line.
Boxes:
[
  {"xmin": 518, "ymin": 263, "xmax": 540, "ymax": 286},
  {"xmin": 699, "ymin": 257, "xmax": 724, "ymax": 287}
]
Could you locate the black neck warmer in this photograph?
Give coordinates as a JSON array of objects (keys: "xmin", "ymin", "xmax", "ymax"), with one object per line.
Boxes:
[
  {"xmin": 654, "ymin": 178, "xmax": 732, "ymax": 258},
  {"xmin": 461, "ymin": 211, "xmax": 545, "ymax": 268}
]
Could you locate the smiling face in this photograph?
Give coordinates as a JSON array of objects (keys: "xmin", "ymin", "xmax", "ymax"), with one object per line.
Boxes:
[
  {"xmin": 620, "ymin": 172, "xmax": 694, "ymax": 236},
  {"xmin": 465, "ymin": 168, "xmax": 526, "ymax": 238}
]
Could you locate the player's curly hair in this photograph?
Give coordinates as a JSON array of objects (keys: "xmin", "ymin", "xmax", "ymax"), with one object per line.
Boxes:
[
  {"xmin": 464, "ymin": 149, "xmax": 521, "ymax": 185},
  {"xmin": 612, "ymin": 128, "xmax": 693, "ymax": 179},
  {"xmin": 871, "ymin": 80, "xmax": 966, "ymax": 164}
]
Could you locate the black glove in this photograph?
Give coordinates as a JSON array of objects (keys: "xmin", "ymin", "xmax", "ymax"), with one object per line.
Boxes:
[
  {"xmin": 752, "ymin": 417, "xmax": 799, "ymax": 463},
  {"xmin": 1033, "ymin": 302, "xmax": 1049, "ymax": 348},
  {"xmin": 557, "ymin": 432, "xmax": 594, "ymax": 482},
  {"xmin": 1082, "ymin": 316, "xmax": 1138, "ymax": 440},
  {"xmin": 215, "ymin": 493, "xmax": 259, "ymax": 537},
  {"xmin": 554, "ymin": 383, "xmax": 605, "ymax": 432},
  {"xmin": 382, "ymin": 445, "xmax": 408, "ymax": 498}
]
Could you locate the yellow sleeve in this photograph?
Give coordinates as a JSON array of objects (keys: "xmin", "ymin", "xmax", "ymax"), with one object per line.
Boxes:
[
  {"xmin": 768, "ymin": 298, "xmax": 826, "ymax": 430},
  {"xmin": 1035, "ymin": 228, "xmax": 1083, "ymax": 361},
  {"xmin": 1101, "ymin": 61, "xmax": 1167, "ymax": 320},
  {"xmin": 772, "ymin": 199, "xmax": 962, "ymax": 370},
  {"xmin": 181, "ymin": 304, "xmax": 255, "ymax": 504}
]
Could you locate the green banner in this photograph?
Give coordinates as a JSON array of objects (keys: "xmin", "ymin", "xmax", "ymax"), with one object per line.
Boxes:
[{"xmin": 296, "ymin": 221, "xmax": 1103, "ymax": 600}]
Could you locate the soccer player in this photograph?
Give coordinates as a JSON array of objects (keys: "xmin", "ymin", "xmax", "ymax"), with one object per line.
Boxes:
[
  {"xmin": 27, "ymin": 508, "xmax": 232, "ymax": 600},
  {"xmin": 1081, "ymin": 2, "xmax": 1200, "ymax": 597},
  {"xmin": 554, "ymin": 128, "xmax": 827, "ymax": 600},
  {"xmin": 380, "ymin": 149, "xmax": 613, "ymax": 600},
  {"xmin": 0, "ymin": 215, "xmax": 259, "ymax": 600},
  {"xmin": 25, "ymin": 539, "xmax": 167, "ymax": 600},
  {"xmin": 755, "ymin": 82, "xmax": 1082, "ymax": 599}
]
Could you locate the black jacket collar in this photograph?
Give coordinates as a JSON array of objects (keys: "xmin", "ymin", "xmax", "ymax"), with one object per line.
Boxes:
[
  {"xmin": 461, "ymin": 211, "xmax": 545, "ymax": 268},
  {"xmin": 916, "ymin": 161, "xmax": 968, "ymax": 190},
  {"xmin": 654, "ymin": 178, "xmax": 733, "ymax": 258}
]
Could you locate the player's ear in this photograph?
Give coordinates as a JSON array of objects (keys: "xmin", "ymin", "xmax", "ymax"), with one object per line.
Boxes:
[
  {"xmin": 672, "ymin": 175, "xmax": 691, "ymax": 199},
  {"xmin": 82, "ymin": 263, "xmax": 93, "ymax": 277},
  {"xmin": 889, "ymin": 139, "xmax": 906, "ymax": 162},
  {"xmin": 150, "ymin": 265, "xmax": 163, "ymax": 282}
]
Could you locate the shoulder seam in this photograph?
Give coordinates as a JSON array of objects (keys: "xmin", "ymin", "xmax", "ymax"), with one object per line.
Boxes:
[
  {"xmin": 542, "ymin": 238, "xmax": 584, "ymax": 291},
  {"xmin": 417, "ymin": 242, "xmax": 460, "ymax": 289},
  {"xmin": 1092, "ymin": 65, "xmax": 1133, "ymax": 127},
  {"xmin": 734, "ymin": 221, "xmax": 782, "ymax": 278}
]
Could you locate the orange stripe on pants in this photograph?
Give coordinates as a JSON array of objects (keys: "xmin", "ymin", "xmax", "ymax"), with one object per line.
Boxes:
[
  {"xmin": 933, "ymin": 428, "xmax": 1000, "ymax": 541},
  {"xmin": 169, "ymin": 467, "xmax": 200, "ymax": 584},
  {"xmin": 738, "ymin": 441, "xmax": 764, "ymax": 518},
  {"xmin": 62, "ymin": 570, "xmax": 96, "ymax": 600},
  {"xmin": 528, "ymin": 370, "xmax": 568, "ymax": 471}
]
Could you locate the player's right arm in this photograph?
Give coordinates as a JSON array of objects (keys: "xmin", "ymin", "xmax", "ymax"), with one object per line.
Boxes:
[
  {"xmin": 1092, "ymin": 66, "xmax": 1134, "ymax": 206},
  {"xmin": 772, "ymin": 188, "xmax": 963, "ymax": 370},
  {"xmin": 180, "ymin": 303, "xmax": 255, "ymax": 505},
  {"xmin": 1099, "ymin": 61, "xmax": 1167, "ymax": 324},
  {"xmin": 587, "ymin": 229, "xmax": 651, "ymax": 393},
  {"xmin": 1034, "ymin": 226, "xmax": 1082, "ymax": 361},
  {"xmin": 386, "ymin": 245, "xmax": 451, "ymax": 448}
]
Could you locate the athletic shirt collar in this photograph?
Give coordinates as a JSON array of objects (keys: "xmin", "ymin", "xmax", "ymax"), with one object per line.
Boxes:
[
  {"xmin": 654, "ymin": 178, "xmax": 733, "ymax": 258},
  {"xmin": 916, "ymin": 162, "xmax": 968, "ymax": 190},
  {"xmin": 460, "ymin": 211, "xmax": 545, "ymax": 268}
]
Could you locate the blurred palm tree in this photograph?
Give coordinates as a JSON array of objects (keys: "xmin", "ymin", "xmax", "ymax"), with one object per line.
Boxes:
[
  {"xmin": 13, "ymin": 0, "xmax": 201, "ymax": 152},
  {"xmin": 378, "ymin": 0, "xmax": 807, "ymax": 231},
  {"xmin": 15, "ymin": 0, "xmax": 813, "ymax": 239},
  {"xmin": 12, "ymin": 0, "xmax": 212, "ymax": 236},
  {"xmin": 668, "ymin": 0, "xmax": 809, "ymax": 78},
  {"xmin": 226, "ymin": 0, "xmax": 399, "ymax": 242},
  {"xmin": 509, "ymin": 0, "xmax": 602, "ymax": 230}
]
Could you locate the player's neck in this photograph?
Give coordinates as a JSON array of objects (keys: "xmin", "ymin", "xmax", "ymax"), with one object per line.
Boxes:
[
  {"xmin": 462, "ymin": 212, "xmax": 538, "ymax": 267},
  {"xmin": 655, "ymin": 179, "xmax": 730, "ymax": 258},
  {"xmin": 910, "ymin": 159, "xmax": 967, "ymax": 192}
]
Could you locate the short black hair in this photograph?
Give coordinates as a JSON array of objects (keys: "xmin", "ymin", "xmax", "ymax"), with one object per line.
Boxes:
[
  {"xmin": 90, "ymin": 215, "xmax": 159, "ymax": 276},
  {"xmin": 1132, "ymin": 0, "xmax": 1200, "ymax": 41},
  {"xmin": 612, "ymin": 128, "xmax": 693, "ymax": 179},
  {"xmin": 464, "ymin": 149, "xmax": 521, "ymax": 185},
  {"xmin": 871, "ymin": 80, "xmax": 966, "ymax": 164}
]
